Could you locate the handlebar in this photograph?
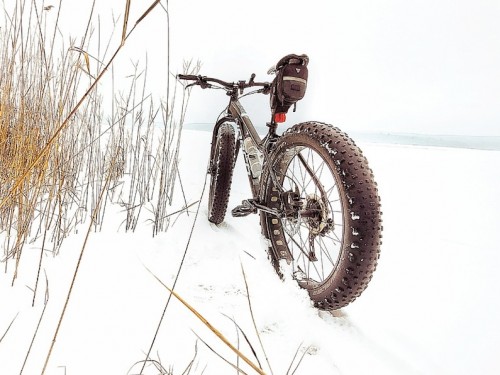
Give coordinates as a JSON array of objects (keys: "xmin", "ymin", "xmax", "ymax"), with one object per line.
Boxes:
[{"xmin": 177, "ymin": 73, "xmax": 270, "ymax": 94}]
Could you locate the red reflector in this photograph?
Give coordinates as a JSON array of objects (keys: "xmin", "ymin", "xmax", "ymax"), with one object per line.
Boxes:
[{"xmin": 274, "ymin": 113, "xmax": 286, "ymax": 123}]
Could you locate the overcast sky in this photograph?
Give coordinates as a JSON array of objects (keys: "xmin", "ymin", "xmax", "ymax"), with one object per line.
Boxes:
[{"xmin": 42, "ymin": 0, "xmax": 500, "ymax": 136}]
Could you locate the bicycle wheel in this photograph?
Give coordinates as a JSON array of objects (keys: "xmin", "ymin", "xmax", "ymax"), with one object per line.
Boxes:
[
  {"xmin": 208, "ymin": 123, "xmax": 236, "ymax": 224},
  {"xmin": 260, "ymin": 122, "xmax": 382, "ymax": 310}
]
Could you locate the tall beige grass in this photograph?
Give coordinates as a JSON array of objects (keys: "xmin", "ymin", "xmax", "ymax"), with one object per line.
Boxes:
[{"xmin": 0, "ymin": 1, "xmax": 197, "ymax": 287}]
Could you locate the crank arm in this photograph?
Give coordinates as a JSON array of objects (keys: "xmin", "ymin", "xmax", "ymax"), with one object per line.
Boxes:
[{"xmin": 245, "ymin": 199, "xmax": 283, "ymax": 218}]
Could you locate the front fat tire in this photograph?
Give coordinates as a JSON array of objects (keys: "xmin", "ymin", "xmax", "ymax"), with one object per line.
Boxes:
[
  {"xmin": 260, "ymin": 122, "xmax": 382, "ymax": 310},
  {"xmin": 208, "ymin": 123, "xmax": 236, "ymax": 224}
]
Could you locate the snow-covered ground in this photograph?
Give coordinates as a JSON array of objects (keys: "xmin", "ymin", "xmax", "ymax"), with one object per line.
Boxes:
[{"xmin": 1, "ymin": 128, "xmax": 500, "ymax": 375}]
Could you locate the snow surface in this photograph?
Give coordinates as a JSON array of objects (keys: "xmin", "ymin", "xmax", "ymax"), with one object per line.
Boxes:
[{"xmin": 2, "ymin": 129, "xmax": 500, "ymax": 375}]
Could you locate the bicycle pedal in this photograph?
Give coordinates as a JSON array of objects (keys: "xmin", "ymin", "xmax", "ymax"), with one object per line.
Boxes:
[{"xmin": 231, "ymin": 200, "xmax": 257, "ymax": 217}]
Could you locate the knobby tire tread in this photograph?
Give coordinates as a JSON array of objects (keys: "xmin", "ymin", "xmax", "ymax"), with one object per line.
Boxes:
[
  {"xmin": 261, "ymin": 121, "xmax": 382, "ymax": 310},
  {"xmin": 208, "ymin": 123, "xmax": 236, "ymax": 224}
]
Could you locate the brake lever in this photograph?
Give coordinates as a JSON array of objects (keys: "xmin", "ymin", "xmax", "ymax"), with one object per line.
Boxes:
[
  {"xmin": 184, "ymin": 76, "xmax": 211, "ymax": 89},
  {"xmin": 197, "ymin": 76, "xmax": 212, "ymax": 89}
]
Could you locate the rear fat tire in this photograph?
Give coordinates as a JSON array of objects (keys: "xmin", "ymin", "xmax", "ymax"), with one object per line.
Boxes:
[
  {"xmin": 260, "ymin": 122, "xmax": 382, "ymax": 310},
  {"xmin": 208, "ymin": 123, "xmax": 236, "ymax": 224}
]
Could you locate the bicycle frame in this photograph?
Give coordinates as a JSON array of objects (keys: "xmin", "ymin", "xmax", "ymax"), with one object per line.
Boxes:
[{"xmin": 209, "ymin": 96, "xmax": 277, "ymax": 199}]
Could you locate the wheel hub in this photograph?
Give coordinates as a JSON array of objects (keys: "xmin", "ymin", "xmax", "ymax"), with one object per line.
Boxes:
[{"xmin": 304, "ymin": 194, "xmax": 332, "ymax": 236}]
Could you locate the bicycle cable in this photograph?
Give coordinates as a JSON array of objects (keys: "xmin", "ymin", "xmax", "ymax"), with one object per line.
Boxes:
[{"xmin": 239, "ymin": 88, "xmax": 266, "ymax": 99}]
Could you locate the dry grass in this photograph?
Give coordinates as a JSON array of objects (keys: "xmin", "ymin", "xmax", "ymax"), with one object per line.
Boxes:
[
  {"xmin": 0, "ymin": 1, "xmax": 86, "ymax": 281},
  {"xmin": 0, "ymin": 1, "xmax": 197, "ymax": 288},
  {"xmin": 148, "ymin": 268, "xmax": 268, "ymax": 375}
]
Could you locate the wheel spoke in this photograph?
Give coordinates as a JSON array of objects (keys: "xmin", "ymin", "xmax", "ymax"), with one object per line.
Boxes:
[
  {"xmin": 264, "ymin": 123, "xmax": 381, "ymax": 310},
  {"xmin": 273, "ymin": 144, "xmax": 345, "ymax": 285},
  {"xmin": 316, "ymin": 236, "xmax": 337, "ymax": 266}
]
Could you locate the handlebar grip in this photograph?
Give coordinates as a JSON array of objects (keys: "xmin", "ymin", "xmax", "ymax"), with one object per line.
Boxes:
[{"xmin": 177, "ymin": 74, "xmax": 198, "ymax": 81}]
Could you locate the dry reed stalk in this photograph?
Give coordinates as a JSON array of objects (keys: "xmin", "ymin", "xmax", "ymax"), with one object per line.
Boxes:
[
  {"xmin": 0, "ymin": 313, "xmax": 18, "ymax": 344},
  {"xmin": 192, "ymin": 331, "xmax": 251, "ymax": 375},
  {"xmin": 221, "ymin": 313, "xmax": 262, "ymax": 370},
  {"xmin": 122, "ymin": 0, "xmax": 131, "ymax": 45},
  {"xmin": 285, "ymin": 344, "xmax": 311, "ymax": 375},
  {"xmin": 20, "ymin": 271, "xmax": 50, "ymax": 374},
  {"xmin": 147, "ymin": 269, "xmax": 267, "ymax": 375},
  {"xmin": 240, "ymin": 264, "xmax": 274, "ymax": 375}
]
